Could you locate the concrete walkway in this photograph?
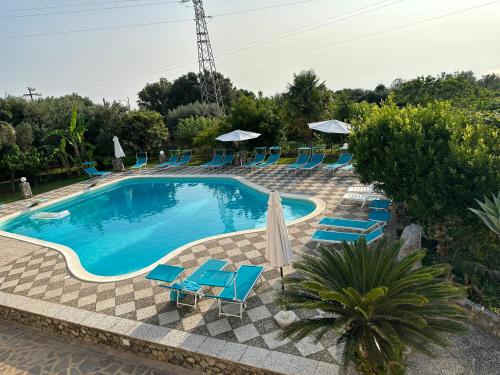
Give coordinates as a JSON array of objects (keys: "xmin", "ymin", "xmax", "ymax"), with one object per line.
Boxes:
[{"xmin": 0, "ymin": 319, "xmax": 200, "ymax": 375}]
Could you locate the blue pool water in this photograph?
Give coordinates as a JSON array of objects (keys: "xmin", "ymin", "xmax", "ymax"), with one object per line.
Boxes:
[{"xmin": 0, "ymin": 177, "xmax": 315, "ymax": 277}]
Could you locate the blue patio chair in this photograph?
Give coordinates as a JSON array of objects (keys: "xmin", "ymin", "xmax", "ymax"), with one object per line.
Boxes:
[
  {"xmin": 131, "ymin": 153, "xmax": 148, "ymax": 170},
  {"xmin": 312, "ymin": 226, "xmax": 384, "ymax": 246},
  {"xmin": 167, "ymin": 150, "xmax": 192, "ymax": 168},
  {"xmin": 157, "ymin": 151, "xmax": 180, "ymax": 168},
  {"xmin": 257, "ymin": 146, "xmax": 281, "ymax": 168},
  {"xmin": 243, "ymin": 147, "xmax": 267, "ymax": 167},
  {"xmin": 201, "ymin": 149, "xmax": 225, "ymax": 168},
  {"xmin": 323, "ymin": 154, "xmax": 352, "ymax": 174},
  {"xmin": 287, "ymin": 147, "xmax": 311, "ymax": 173},
  {"xmin": 214, "ymin": 264, "xmax": 264, "ymax": 319},
  {"xmin": 300, "ymin": 147, "xmax": 325, "ymax": 173},
  {"xmin": 146, "ymin": 258, "xmax": 228, "ymax": 308}
]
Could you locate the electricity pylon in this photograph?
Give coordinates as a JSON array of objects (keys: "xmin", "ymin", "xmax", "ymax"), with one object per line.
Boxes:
[{"xmin": 182, "ymin": 0, "xmax": 225, "ymax": 116}]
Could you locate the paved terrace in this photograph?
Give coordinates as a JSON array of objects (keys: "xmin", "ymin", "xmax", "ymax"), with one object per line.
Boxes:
[{"xmin": 0, "ymin": 166, "xmax": 498, "ymax": 374}]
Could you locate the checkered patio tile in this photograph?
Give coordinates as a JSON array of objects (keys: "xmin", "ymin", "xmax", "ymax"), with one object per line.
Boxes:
[{"xmin": 0, "ymin": 165, "xmax": 377, "ymax": 364}]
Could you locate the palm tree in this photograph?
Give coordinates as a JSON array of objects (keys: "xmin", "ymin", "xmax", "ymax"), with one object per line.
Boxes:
[
  {"xmin": 276, "ymin": 238, "xmax": 467, "ymax": 375},
  {"xmin": 285, "ymin": 70, "xmax": 331, "ymax": 145}
]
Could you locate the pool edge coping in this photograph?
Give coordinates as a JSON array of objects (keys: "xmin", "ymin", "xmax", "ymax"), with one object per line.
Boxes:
[{"xmin": 0, "ymin": 173, "xmax": 326, "ymax": 283}]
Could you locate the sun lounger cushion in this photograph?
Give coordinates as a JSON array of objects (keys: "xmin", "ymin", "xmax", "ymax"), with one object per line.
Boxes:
[
  {"xmin": 319, "ymin": 217, "xmax": 378, "ymax": 231},
  {"xmin": 369, "ymin": 199, "xmax": 391, "ymax": 210}
]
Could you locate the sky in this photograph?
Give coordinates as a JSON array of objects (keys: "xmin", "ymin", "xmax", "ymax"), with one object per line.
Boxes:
[{"xmin": 1, "ymin": 0, "xmax": 499, "ymax": 106}]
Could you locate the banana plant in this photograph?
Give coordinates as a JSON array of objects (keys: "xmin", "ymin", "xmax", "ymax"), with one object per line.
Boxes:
[
  {"xmin": 469, "ymin": 192, "xmax": 500, "ymax": 236},
  {"xmin": 43, "ymin": 108, "xmax": 93, "ymax": 166}
]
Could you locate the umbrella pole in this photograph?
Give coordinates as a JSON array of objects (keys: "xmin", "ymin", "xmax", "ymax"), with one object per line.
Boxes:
[{"xmin": 280, "ymin": 267, "xmax": 285, "ymax": 293}]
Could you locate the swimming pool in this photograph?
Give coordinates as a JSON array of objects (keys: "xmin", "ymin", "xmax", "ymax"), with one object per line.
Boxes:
[{"xmin": 0, "ymin": 177, "xmax": 318, "ymax": 279}]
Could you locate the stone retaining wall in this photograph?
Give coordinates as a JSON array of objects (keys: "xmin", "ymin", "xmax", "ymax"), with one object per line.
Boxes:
[
  {"xmin": 461, "ymin": 298, "xmax": 500, "ymax": 338},
  {"xmin": 0, "ymin": 304, "xmax": 279, "ymax": 375}
]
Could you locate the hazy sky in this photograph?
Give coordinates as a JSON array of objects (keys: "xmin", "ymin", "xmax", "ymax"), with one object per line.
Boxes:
[{"xmin": 1, "ymin": 0, "xmax": 499, "ymax": 106}]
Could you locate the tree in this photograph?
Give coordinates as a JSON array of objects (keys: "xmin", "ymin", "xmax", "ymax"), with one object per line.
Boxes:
[
  {"xmin": 166, "ymin": 101, "xmax": 221, "ymax": 132},
  {"xmin": 137, "ymin": 78, "xmax": 173, "ymax": 115},
  {"xmin": 227, "ymin": 94, "xmax": 284, "ymax": 146},
  {"xmin": 277, "ymin": 238, "xmax": 467, "ymax": 375},
  {"xmin": 119, "ymin": 110, "xmax": 168, "ymax": 153},
  {"xmin": 285, "ymin": 70, "xmax": 331, "ymax": 144},
  {"xmin": 0, "ymin": 121, "xmax": 16, "ymax": 150},
  {"xmin": 15, "ymin": 121, "xmax": 34, "ymax": 151},
  {"xmin": 173, "ymin": 116, "xmax": 215, "ymax": 145},
  {"xmin": 168, "ymin": 72, "xmax": 202, "ymax": 109},
  {"xmin": 0, "ymin": 144, "xmax": 45, "ymax": 192}
]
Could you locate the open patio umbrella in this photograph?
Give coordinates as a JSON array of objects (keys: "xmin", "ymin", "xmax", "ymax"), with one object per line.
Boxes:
[
  {"xmin": 113, "ymin": 136, "xmax": 126, "ymax": 158},
  {"xmin": 265, "ymin": 190, "xmax": 294, "ymax": 293},
  {"xmin": 308, "ymin": 119, "xmax": 351, "ymax": 134},
  {"xmin": 215, "ymin": 129, "xmax": 261, "ymax": 165}
]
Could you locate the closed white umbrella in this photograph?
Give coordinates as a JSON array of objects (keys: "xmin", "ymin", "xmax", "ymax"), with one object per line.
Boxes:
[
  {"xmin": 113, "ymin": 136, "xmax": 126, "ymax": 158},
  {"xmin": 215, "ymin": 129, "xmax": 261, "ymax": 142},
  {"xmin": 308, "ymin": 120, "xmax": 351, "ymax": 134},
  {"xmin": 265, "ymin": 190, "xmax": 294, "ymax": 293}
]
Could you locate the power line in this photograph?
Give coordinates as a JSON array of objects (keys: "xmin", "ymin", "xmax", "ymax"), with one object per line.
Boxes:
[
  {"xmin": 0, "ymin": 0, "xmax": 315, "ymax": 39},
  {"xmin": 74, "ymin": 0, "xmax": 500, "ymax": 95},
  {"xmin": 0, "ymin": 18, "xmax": 193, "ymax": 40},
  {"xmin": 0, "ymin": 1, "xmax": 180, "ymax": 20},
  {"xmin": 0, "ymin": 0, "xmax": 153, "ymax": 13},
  {"xmin": 221, "ymin": 0, "xmax": 500, "ymax": 72},
  {"xmin": 46, "ymin": 0, "xmax": 401, "ymax": 91}
]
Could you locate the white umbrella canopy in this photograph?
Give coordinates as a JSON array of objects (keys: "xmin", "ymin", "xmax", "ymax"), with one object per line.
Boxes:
[
  {"xmin": 215, "ymin": 129, "xmax": 261, "ymax": 142},
  {"xmin": 113, "ymin": 136, "xmax": 126, "ymax": 158},
  {"xmin": 265, "ymin": 190, "xmax": 294, "ymax": 292},
  {"xmin": 308, "ymin": 119, "xmax": 351, "ymax": 134}
]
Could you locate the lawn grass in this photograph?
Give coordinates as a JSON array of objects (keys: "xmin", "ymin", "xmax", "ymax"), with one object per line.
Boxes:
[{"xmin": 0, "ymin": 175, "xmax": 89, "ymax": 204}]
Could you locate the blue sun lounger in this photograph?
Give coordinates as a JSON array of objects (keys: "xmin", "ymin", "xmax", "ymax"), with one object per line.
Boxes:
[
  {"xmin": 214, "ymin": 264, "xmax": 264, "ymax": 319},
  {"xmin": 83, "ymin": 166, "xmax": 110, "ymax": 178},
  {"xmin": 312, "ymin": 227, "xmax": 384, "ymax": 246},
  {"xmin": 201, "ymin": 149, "xmax": 225, "ymax": 168},
  {"xmin": 319, "ymin": 217, "xmax": 379, "ymax": 232},
  {"xmin": 157, "ymin": 151, "xmax": 180, "ymax": 168},
  {"xmin": 166, "ymin": 150, "xmax": 192, "ymax": 168},
  {"xmin": 369, "ymin": 199, "xmax": 391, "ymax": 211},
  {"xmin": 146, "ymin": 258, "xmax": 228, "ymax": 308},
  {"xmin": 257, "ymin": 146, "xmax": 281, "ymax": 168},
  {"xmin": 368, "ymin": 209, "xmax": 391, "ymax": 222},
  {"xmin": 131, "ymin": 153, "xmax": 148, "ymax": 170},
  {"xmin": 323, "ymin": 154, "xmax": 352, "ymax": 174},
  {"xmin": 319, "ymin": 210, "xmax": 391, "ymax": 232},
  {"xmin": 300, "ymin": 148, "xmax": 325, "ymax": 173},
  {"xmin": 287, "ymin": 147, "xmax": 311, "ymax": 173},
  {"xmin": 213, "ymin": 151, "xmax": 235, "ymax": 169},
  {"xmin": 243, "ymin": 147, "xmax": 267, "ymax": 167}
]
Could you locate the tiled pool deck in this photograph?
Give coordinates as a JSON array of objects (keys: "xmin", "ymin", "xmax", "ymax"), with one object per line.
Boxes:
[{"xmin": 1, "ymin": 166, "xmax": 497, "ymax": 374}]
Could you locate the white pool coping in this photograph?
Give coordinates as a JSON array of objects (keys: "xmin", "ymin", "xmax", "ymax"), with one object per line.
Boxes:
[{"xmin": 0, "ymin": 174, "xmax": 326, "ymax": 283}]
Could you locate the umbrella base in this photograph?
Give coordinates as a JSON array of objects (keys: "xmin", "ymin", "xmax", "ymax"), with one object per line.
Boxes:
[
  {"xmin": 112, "ymin": 158, "xmax": 125, "ymax": 172},
  {"xmin": 274, "ymin": 310, "xmax": 297, "ymax": 327}
]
